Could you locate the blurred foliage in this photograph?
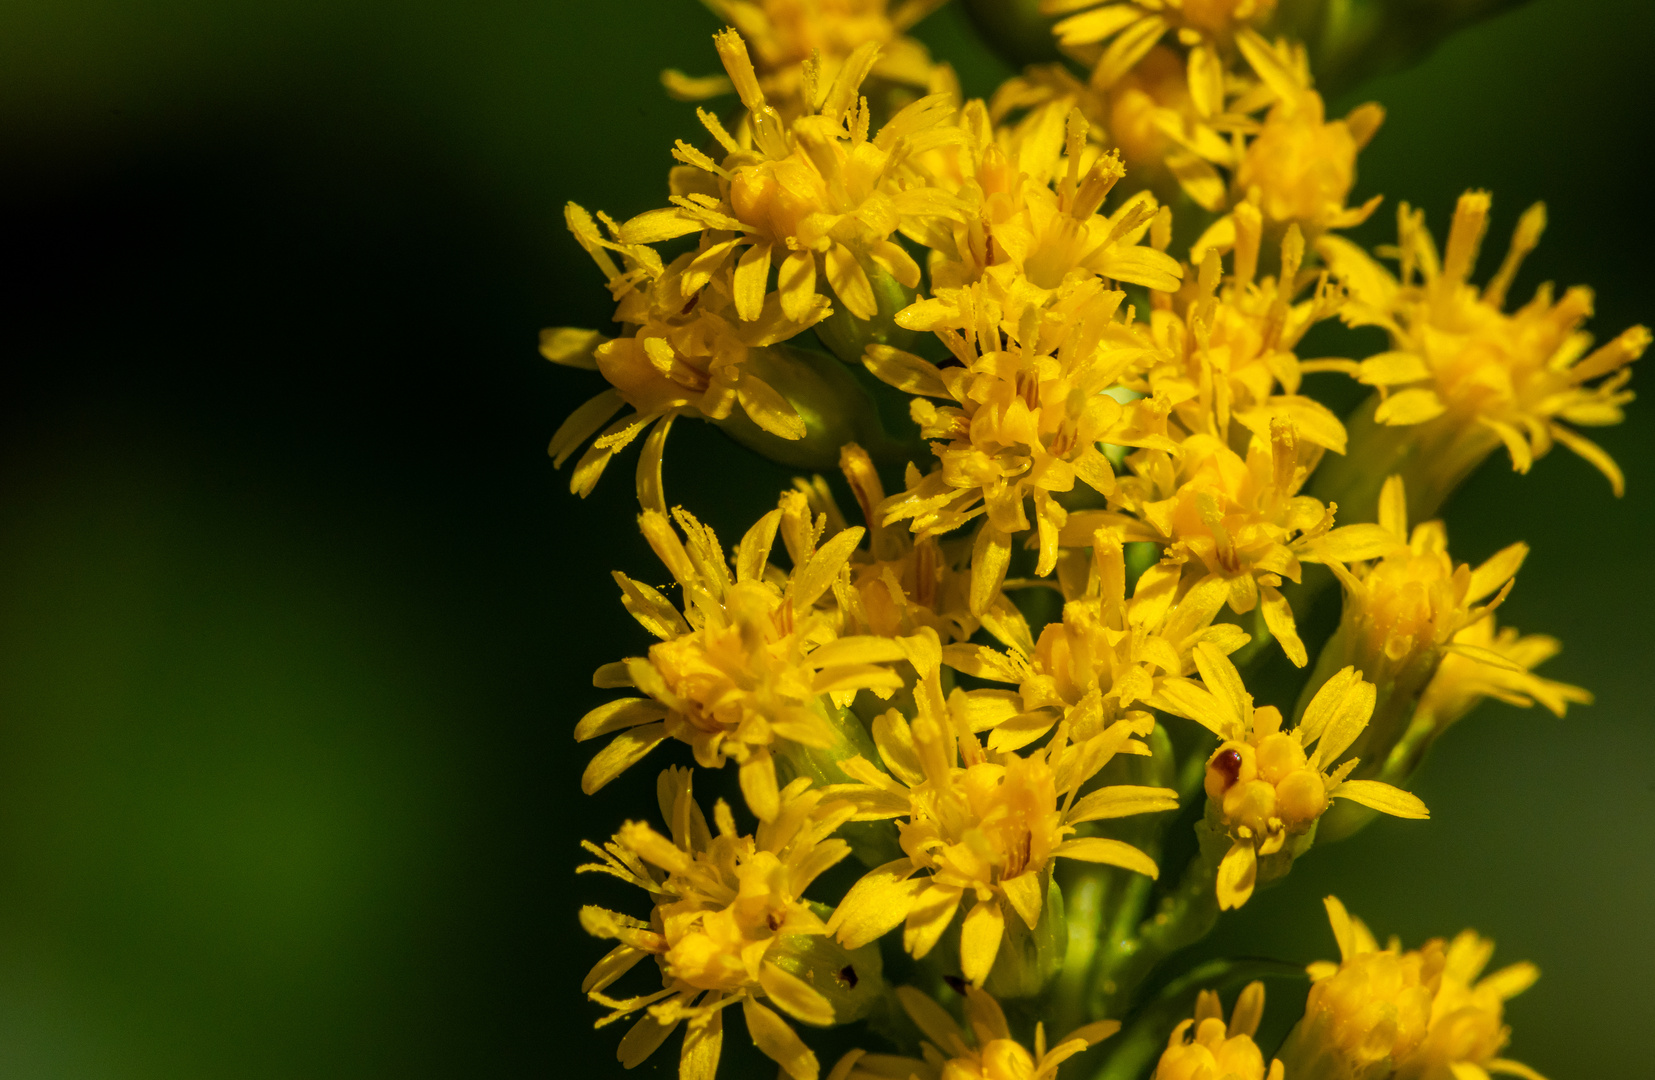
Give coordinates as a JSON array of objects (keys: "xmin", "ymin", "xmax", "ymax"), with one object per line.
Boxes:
[{"xmin": 0, "ymin": 0, "xmax": 1650, "ymax": 1077}]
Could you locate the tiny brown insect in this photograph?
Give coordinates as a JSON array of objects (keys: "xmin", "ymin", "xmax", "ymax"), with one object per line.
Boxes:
[{"xmin": 1210, "ymin": 747, "xmax": 1244, "ymax": 790}]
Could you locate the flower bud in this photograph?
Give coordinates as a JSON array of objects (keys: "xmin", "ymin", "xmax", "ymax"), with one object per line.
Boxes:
[
  {"xmin": 813, "ymin": 261, "xmax": 919, "ymax": 367},
  {"xmin": 770, "ymin": 918, "xmax": 887, "ymax": 1025},
  {"xmin": 711, "ymin": 343, "xmax": 909, "ymax": 469}
]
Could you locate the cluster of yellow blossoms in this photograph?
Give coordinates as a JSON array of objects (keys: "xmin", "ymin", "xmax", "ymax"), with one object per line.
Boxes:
[{"xmin": 548, "ymin": 1, "xmax": 1643, "ymax": 1078}]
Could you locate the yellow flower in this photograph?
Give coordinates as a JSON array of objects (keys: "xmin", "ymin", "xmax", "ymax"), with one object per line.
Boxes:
[
  {"xmin": 579, "ymin": 768, "xmax": 865, "ymax": 1080},
  {"xmin": 1277, "ymin": 896, "xmax": 1546, "ymax": 1080},
  {"xmin": 868, "ymin": 278, "xmax": 1174, "ymax": 612},
  {"xmin": 575, "ymin": 498, "xmax": 915, "ymax": 821},
  {"xmin": 940, "ymin": 525, "xmax": 1247, "ymax": 752},
  {"xmin": 1151, "ymin": 644, "xmax": 1427, "ymax": 908},
  {"xmin": 825, "ymin": 634, "xmax": 1174, "ymax": 985},
  {"xmin": 1152, "ymin": 980, "xmax": 1284, "ymax": 1080},
  {"xmin": 546, "ymin": 211, "xmax": 837, "ymax": 512},
  {"xmin": 1415, "ymin": 615, "xmax": 1592, "ymax": 736},
  {"xmin": 914, "ymin": 103, "xmax": 1183, "ymax": 304},
  {"xmin": 643, "ymin": 31, "xmax": 965, "ymax": 325},
  {"xmin": 1317, "ymin": 190, "xmax": 1651, "ymax": 516},
  {"xmin": 1145, "ymin": 213, "xmax": 1349, "ymax": 455},
  {"xmin": 1065, "ymin": 416, "xmax": 1369, "ymax": 666},
  {"xmin": 1046, "ymin": 0, "xmax": 1279, "ymax": 88},
  {"xmin": 1184, "ymin": 31, "xmax": 1383, "ymax": 257},
  {"xmin": 831, "ymin": 984, "xmax": 1117, "ymax": 1080},
  {"xmin": 1310, "ymin": 474, "xmax": 1529, "ymax": 776},
  {"xmin": 661, "ymin": 0, "xmax": 954, "ymax": 117},
  {"xmin": 797, "ymin": 443, "xmax": 981, "ymax": 644}
]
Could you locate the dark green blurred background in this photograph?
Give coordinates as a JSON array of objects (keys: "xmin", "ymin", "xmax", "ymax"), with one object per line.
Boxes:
[{"xmin": 0, "ymin": 1, "xmax": 1649, "ymax": 1076}]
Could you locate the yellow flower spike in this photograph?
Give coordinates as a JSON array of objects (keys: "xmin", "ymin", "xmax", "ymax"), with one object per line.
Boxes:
[
  {"xmin": 941, "ymin": 525, "xmax": 1246, "ymax": 752},
  {"xmin": 579, "ymin": 769, "xmax": 875, "ymax": 1080},
  {"xmin": 576, "ymin": 496, "xmax": 917, "ymax": 820},
  {"xmin": 1045, "ymin": 0, "xmax": 1279, "ymax": 88},
  {"xmin": 831, "ymin": 984, "xmax": 1119, "ymax": 1080},
  {"xmin": 1316, "ymin": 190, "xmax": 1651, "ymax": 521},
  {"xmin": 1277, "ymin": 897, "xmax": 1546, "ymax": 1080},
  {"xmin": 825, "ymin": 637, "xmax": 1172, "ymax": 986},
  {"xmin": 661, "ymin": 0, "xmax": 955, "ymax": 120},
  {"xmin": 868, "ymin": 280, "xmax": 1176, "ymax": 613},
  {"xmin": 1151, "ymin": 980, "xmax": 1285, "ymax": 1080},
  {"xmin": 1150, "ymin": 645, "xmax": 1426, "ymax": 909},
  {"xmin": 1305, "ymin": 474, "xmax": 1552, "ymax": 789}
]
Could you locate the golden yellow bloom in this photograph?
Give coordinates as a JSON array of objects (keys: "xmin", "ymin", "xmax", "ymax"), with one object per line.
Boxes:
[
  {"xmin": 576, "ymin": 498, "xmax": 916, "ymax": 821},
  {"xmin": 1046, "ymin": 0, "xmax": 1278, "ymax": 88},
  {"xmin": 1066, "ymin": 415, "xmax": 1372, "ymax": 666},
  {"xmin": 1277, "ymin": 896, "xmax": 1546, "ymax": 1080},
  {"xmin": 826, "ymin": 633, "xmax": 1174, "ymax": 985},
  {"xmin": 1317, "ymin": 190, "xmax": 1650, "ymax": 517},
  {"xmin": 580, "ymin": 768, "xmax": 869, "ymax": 1080},
  {"xmin": 1184, "ymin": 31, "xmax": 1383, "ymax": 257},
  {"xmin": 1145, "ymin": 213, "xmax": 1348, "ymax": 454},
  {"xmin": 1310, "ymin": 475, "xmax": 1529, "ymax": 776},
  {"xmin": 1152, "ymin": 645, "xmax": 1427, "ymax": 908},
  {"xmin": 662, "ymin": 0, "xmax": 954, "ymax": 117},
  {"xmin": 1416, "ymin": 615, "xmax": 1591, "ymax": 736},
  {"xmin": 868, "ymin": 278, "xmax": 1173, "ymax": 612},
  {"xmin": 646, "ymin": 32, "xmax": 964, "ymax": 325},
  {"xmin": 913, "ymin": 102, "xmax": 1183, "ymax": 307},
  {"xmin": 830, "ymin": 984, "xmax": 1119, "ymax": 1080},
  {"xmin": 1152, "ymin": 981, "xmax": 1284, "ymax": 1080},
  {"xmin": 824, "ymin": 443, "xmax": 980, "ymax": 643},
  {"xmin": 941, "ymin": 525, "xmax": 1246, "ymax": 752},
  {"xmin": 547, "ymin": 210, "xmax": 837, "ymax": 511}
]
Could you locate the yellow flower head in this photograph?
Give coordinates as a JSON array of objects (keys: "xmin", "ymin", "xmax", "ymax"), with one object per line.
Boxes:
[
  {"xmin": 869, "ymin": 278, "xmax": 1172, "ymax": 611},
  {"xmin": 1277, "ymin": 896, "xmax": 1545, "ymax": 1080},
  {"xmin": 656, "ymin": 31, "xmax": 965, "ymax": 326},
  {"xmin": 826, "ymin": 636, "xmax": 1174, "ymax": 985},
  {"xmin": 1320, "ymin": 190, "xmax": 1651, "ymax": 509},
  {"xmin": 1414, "ymin": 615, "xmax": 1591, "ymax": 739},
  {"xmin": 662, "ymin": 0, "xmax": 954, "ymax": 117},
  {"xmin": 830, "ymin": 984, "xmax": 1119, "ymax": 1080},
  {"xmin": 941, "ymin": 525, "xmax": 1247, "ymax": 752},
  {"xmin": 1313, "ymin": 475, "xmax": 1532, "ymax": 775},
  {"xmin": 1048, "ymin": 0, "xmax": 1279, "ymax": 88},
  {"xmin": 914, "ymin": 102, "xmax": 1183, "ymax": 304},
  {"xmin": 1147, "ymin": 213, "xmax": 1349, "ymax": 454},
  {"xmin": 797, "ymin": 443, "xmax": 979, "ymax": 644},
  {"xmin": 576, "ymin": 497, "xmax": 915, "ymax": 821},
  {"xmin": 1071, "ymin": 415, "xmax": 1368, "ymax": 666},
  {"xmin": 1152, "ymin": 980, "xmax": 1284, "ymax": 1080},
  {"xmin": 1152, "ymin": 644, "xmax": 1427, "ymax": 908},
  {"xmin": 579, "ymin": 768, "xmax": 862, "ymax": 1080}
]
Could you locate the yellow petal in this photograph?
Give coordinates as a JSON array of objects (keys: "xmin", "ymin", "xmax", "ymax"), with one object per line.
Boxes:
[
  {"xmin": 617, "ymin": 1009, "xmax": 680, "ymax": 1068},
  {"xmin": 829, "ymin": 859, "xmax": 923, "ymax": 948},
  {"xmin": 903, "ymin": 883, "xmax": 964, "ymax": 959},
  {"xmin": 581, "ymin": 721, "xmax": 668, "ymax": 794},
  {"xmin": 733, "ymin": 241, "xmax": 774, "ymax": 321},
  {"xmin": 1260, "ymin": 584, "xmax": 1307, "ymax": 667},
  {"xmin": 1001, "ymin": 871, "xmax": 1044, "ymax": 930},
  {"xmin": 1332, "ymin": 779, "xmax": 1429, "ymax": 819},
  {"xmin": 1066, "ymin": 785, "xmax": 1179, "ymax": 824},
  {"xmin": 575, "ymin": 698, "xmax": 669, "ymax": 742},
  {"xmin": 743, "ymin": 996, "xmax": 820, "ymax": 1080},
  {"xmin": 778, "ymin": 249, "xmax": 818, "ymax": 323},
  {"xmin": 1374, "ymin": 387, "xmax": 1447, "ymax": 426},
  {"xmin": 740, "ymin": 752, "xmax": 781, "ymax": 822},
  {"xmin": 959, "ymin": 900, "xmax": 1005, "ymax": 985},
  {"xmin": 681, "ymin": 1001, "xmax": 725, "ymax": 1080},
  {"xmin": 863, "ymin": 345, "xmax": 949, "ymax": 398},
  {"xmin": 1052, "ymin": 837, "xmax": 1159, "ymax": 878},
  {"xmin": 895, "ymin": 985, "xmax": 961, "ymax": 1051},
  {"xmin": 1216, "ymin": 841, "xmax": 1256, "ymax": 911},
  {"xmin": 737, "ymin": 375, "xmax": 807, "ymax": 440}
]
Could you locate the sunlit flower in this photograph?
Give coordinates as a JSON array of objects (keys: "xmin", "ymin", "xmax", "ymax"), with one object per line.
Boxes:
[
  {"xmin": 576, "ymin": 498, "xmax": 915, "ymax": 820},
  {"xmin": 1152, "ymin": 980, "xmax": 1284, "ymax": 1080},
  {"xmin": 829, "ymin": 984, "xmax": 1119, "ymax": 1080},
  {"xmin": 1277, "ymin": 896, "xmax": 1546, "ymax": 1080},
  {"xmin": 1152, "ymin": 645, "xmax": 1427, "ymax": 908},
  {"xmin": 661, "ymin": 0, "xmax": 954, "ymax": 117},
  {"xmin": 1046, "ymin": 0, "xmax": 1278, "ymax": 88},
  {"xmin": 1318, "ymin": 190, "xmax": 1650, "ymax": 516},
  {"xmin": 826, "ymin": 633, "xmax": 1174, "ymax": 985},
  {"xmin": 579, "ymin": 768, "xmax": 864, "ymax": 1080},
  {"xmin": 941, "ymin": 525, "xmax": 1246, "ymax": 751},
  {"xmin": 868, "ymin": 278, "xmax": 1174, "ymax": 612}
]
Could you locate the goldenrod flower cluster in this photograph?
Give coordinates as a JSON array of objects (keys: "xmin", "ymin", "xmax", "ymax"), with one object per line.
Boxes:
[{"xmin": 545, "ymin": 2, "xmax": 1639, "ymax": 1077}]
